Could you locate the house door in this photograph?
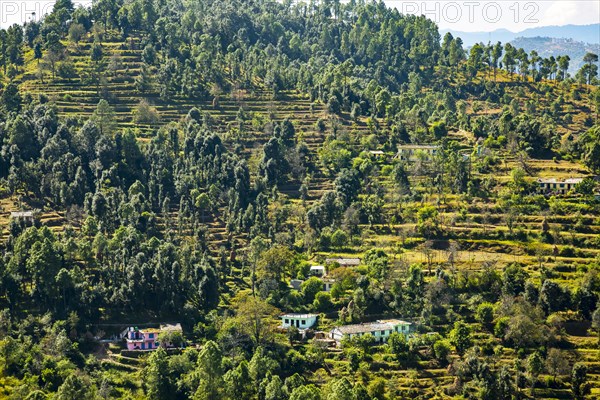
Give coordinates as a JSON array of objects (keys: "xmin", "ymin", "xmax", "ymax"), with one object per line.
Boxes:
[{"xmin": 141, "ymin": 343, "xmax": 145, "ymax": 350}]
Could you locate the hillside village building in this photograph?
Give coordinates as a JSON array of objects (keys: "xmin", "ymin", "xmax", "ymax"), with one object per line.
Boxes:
[
  {"xmin": 322, "ymin": 278, "xmax": 335, "ymax": 292},
  {"xmin": 290, "ymin": 265, "xmax": 337, "ymax": 292},
  {"xmin": 281, "ymin": 313, "xmax": 318, "ymax": 329},
  {"xmin": 290, "ymin": 279, "xmax": 303, "ymax": 290},
  {"xmin": 368, "ymin": 150, "xmax": 385, "ymax": 158},
  {"xmin": 325, "ymin": 258, "xmax": 361, "ymax": 267},
  {"xmin": 330, "ymin": 319, "xmax": 412, "ymax": 344},
  {"xmin": 125, "ymin": 323, "xmax": 183, "ymax": 351},
  {"xmin": 10, "ymin": 210, "xmax": 37, "ymax": 224},
  {"xmin": 309, "ymin": 265, "xmax": 326, "ymax": 277},
  {"xmin": 126, "ymin": 327, "xmax": 161, "ymax": 350},
  {"xmin": 395, "ymin": 144, "xmax": 439, "ymax": 162},
  {"xmin": 290, "ymin": 276, "xmax": 335, "ymax": 292},
  {"xmin": 537, "ymin": 178, "xmax": 583, "ymax": 195}
]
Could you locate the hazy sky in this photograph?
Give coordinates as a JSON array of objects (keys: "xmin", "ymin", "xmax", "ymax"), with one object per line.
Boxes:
[
  {"xmin": 0, "ymin": 0, "xmax": 599, "ymax": 31},
  {"xmin": 384, "ymin": 0, "xmax": 600, "ymax": 32}
]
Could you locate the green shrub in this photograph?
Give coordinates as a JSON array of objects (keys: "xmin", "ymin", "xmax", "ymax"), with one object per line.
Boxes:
[
  {"xmin": 559, "ymin": 246, "xmax": 575, "ymax": 257},
  {"xmin": 494, "ymin": 317, "xmax": 510, "ymax": 338},
  {"xmin": 132, "ymin": 100, "xmax": 160, "ymax": 124},
  {"xmin": 381, "ymin": 165, "xmax": 393, "ymax": 176}
]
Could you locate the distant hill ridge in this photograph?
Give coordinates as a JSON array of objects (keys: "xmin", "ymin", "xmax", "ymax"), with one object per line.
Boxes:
[
  {"xmin": 443, "ymin": 23, "xmax": 600, "ymax": 47},
  {"xmin": 510, "ymin": 36, "xmax": 600, "ymax": 74}
]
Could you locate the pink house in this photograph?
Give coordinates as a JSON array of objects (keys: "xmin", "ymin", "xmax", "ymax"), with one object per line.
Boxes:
[
  {"xmin": 125, "ymin": 327, "xmax": 161, "ymax": 350},
  {"xmin": 125, "ymin": 323, "xmax": 184, "ymax": 351}
]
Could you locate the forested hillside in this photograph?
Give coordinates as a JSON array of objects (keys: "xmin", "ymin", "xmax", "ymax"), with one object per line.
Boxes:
[{"xmin": 0, "ymin": 0, "xmax": 599, "ymax": 399}]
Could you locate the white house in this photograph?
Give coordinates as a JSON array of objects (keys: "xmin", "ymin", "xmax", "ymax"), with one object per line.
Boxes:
[
  {"xmin": 322, "ymin": 278, "xmax": 335, "ymax": 292},
  {"xmin": 10, "ymin": 210, "xmax": 37, "ymax": 224},
  {"xmin": 290, "ymin": 277, "xmax": 336, "ymax": 292},
  {"xmin": 395, "ymin": 144, "xmax": 439, "ymax": 162},
  {"xmin": 330, "ymin": 319, "xmax": 412, "ymax": 344},
  {"xmin": 281, "ymin": 313, "xmax": 318, "ymax": 329},
  {"xmin": 310, "ymin": 265, "xmax": 326, "ymax": 277},
  {"xmin": 537, "ymin": 178, "xmax": 583, "ymax": 195}
]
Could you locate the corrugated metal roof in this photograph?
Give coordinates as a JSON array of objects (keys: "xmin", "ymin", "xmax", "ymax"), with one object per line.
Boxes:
[
  {"xmin": 10, "ymin": 211, "xmax": 35, "ymax": 218},
  {"xmin": 397, "ymin": 144, "xmax": 438, "ymax": 150},
  {"xmin": 537, "ymin": 178, "xmax": 583, "ymax": 184},
  {"xmin": 325, "ymin": 258, "xmax": 361, "ymax": 266}
]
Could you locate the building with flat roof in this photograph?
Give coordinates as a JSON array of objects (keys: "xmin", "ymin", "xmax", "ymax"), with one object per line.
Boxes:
[
  {"xmin": 289, "ymin": 277, "xmax": 336, "ymax": 292},
  {"xmin": 330, "ymin": 319, "xmax": 412, "ymax": 344},
  {"xmin": 395, "ymin": 144, "xmax": 439, "ymax": 162},
  {"xmin": 537, "ymin": 178, "xmax": 583, "ymax": 195},
  {"xmin": 290, "ymin": 279, "xmax": 303, "ymax": 290},
  {"xmin": 322, "ymin": 278, "xmax": 335, "ymax": 292},
  {"xmin": 369, "ymin": 150, "xmax": 385, "ymax": 158},
  {"xmin": 10, "ymin": 210, "xmax": 38, "ymax": 222},
  {"xmin": 281, "ymin": 313, "xmax": 318, "ymax": 330}
]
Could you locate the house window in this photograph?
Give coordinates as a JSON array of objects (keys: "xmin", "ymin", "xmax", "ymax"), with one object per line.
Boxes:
[
  {"xmin": 285, "ymin": 319, "xmax": 289, "ymax": 324},
  {"xmin": 302, "ymin": 320, "xmax": 306, "ymax": 325},
  {"xmin": 149, "ymin": 333, "xmax": 154, "ymax": 339},
  {"xmin": 381, "ymin": 330, "xmax": 385, "ymax": 335}
]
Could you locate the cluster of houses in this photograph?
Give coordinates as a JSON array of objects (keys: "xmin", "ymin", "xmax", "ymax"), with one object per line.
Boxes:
[
  {"xmin": 13, "ymin": 141, "xmax": 599, "ymax": 356},
  {"xmin": 277, "ymin": 144, "xmax": 594, "ymax": 346},
  {"xmin": 123, "ymin": 315, "xmax": 412, "ymax": 351},
  {"xmin": 284, "ymin": 257, "xmax": 413, "ymax": 346},
  {"xmin": 283, "ymin": 257, "xmax": 415, "ymax": 346},
  {"xmin": 280, "ymin": 313, "xmax": 412, "ymax": 346}
]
